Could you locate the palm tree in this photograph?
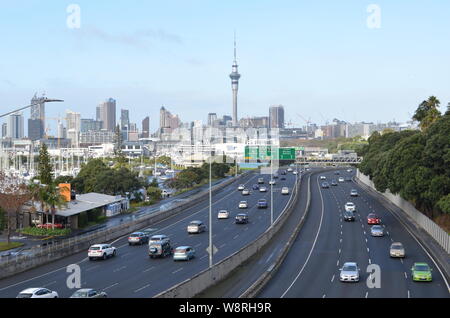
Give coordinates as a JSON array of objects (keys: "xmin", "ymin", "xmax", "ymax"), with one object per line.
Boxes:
[{"xmin": 413, "ymin": 96, "xmax": 442, "ymax": 131}]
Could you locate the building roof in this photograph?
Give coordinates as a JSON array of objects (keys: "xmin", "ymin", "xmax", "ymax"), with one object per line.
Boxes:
[{"xmin": 29, "ymin": 193, "xmax": 125, "ymax": 218}]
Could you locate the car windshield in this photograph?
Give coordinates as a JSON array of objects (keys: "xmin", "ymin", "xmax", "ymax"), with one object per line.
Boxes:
[
  {"xmin": 391, "ymin": 244, "xmax": 403, "ymax": 250},
  {"xmin": 415, "ymin": 265, "xmax": 430, "ymax": 271},
  {"xmin": 372, "ymin": 226, "xmax": 382, "ymax": 230},
  {"xmin": 343, "ymin": 265, "xmax": 357, "ymax": 272},
  {"xmin": 72, "ymin": 291, "xmax": 88, "ymax": 297}
]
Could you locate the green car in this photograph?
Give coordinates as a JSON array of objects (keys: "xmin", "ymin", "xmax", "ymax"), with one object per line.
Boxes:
[{"xmin": 411, "ymin": 263, "xmax": 433, "ymax": 282}]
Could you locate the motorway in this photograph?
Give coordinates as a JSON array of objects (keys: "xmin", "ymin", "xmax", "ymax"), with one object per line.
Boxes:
[
  {"xmin": 259, "ymin": 169, "xmax": 450, "ymax": 298},
  {"xmin": 0, "ymin": 170, "xmax": 297, "ymax": 298}
]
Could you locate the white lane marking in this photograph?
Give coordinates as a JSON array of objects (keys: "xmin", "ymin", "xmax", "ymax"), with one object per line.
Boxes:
[
  {"xmin": 331, "ymin": 275, "xmax": 335, "ymax": 282},
  {"xmin": 85, "ymin": 265, "xmax": 100, "ymax": 272},
  {"xmin": 322, "ymin": 294, "xmax": 326, "ymax": 298},
  {"xmin": 404, "ymin": 272, "xmax": 407, "ymax": 279},
  {"xmin": 200, "ymin": 254, "xmax": 207, "ymax": 260},
  {"xmin": 233, "ymin": 234, "xmax": 239, "ymax": 240},
  {"xmin": 369, "ymin": 259, "xmax": 371, "ymax": 264},
  {"xmin": 365, "ymin": 238, "xmax": 368, "ymax": 243},
  {"xmin": 281, "ymin": 175, "xmax": 322, "ymax": 298},
  {"xmin": 337, "ymin": 260, "xmax": 340, "ymax": 266},
  {"xmin": 338, "ymin": 249, "xmax": 341, "ymax": 254},
  {"xmin": 195, "ymin": 243, "xmax": 202, "ymax": 248},
  {"xmin": 113, "ymin": 266, "xmax": 127, "ymax": 273},
  {"xmin": 143, "ymin": 266, "xmax": 155, "ymax": 273},
  {"xmin": 43, "ymin": 281, "xmax": 56, "ymax": 287},
  {"xmin": 134, "ymin": 284, "xmax": 151, "ymax": 293},
  {"xmin": 367, "ymin": 248, "xmax": 370, "ymax": 253},
  {"xmin": 103, "ymin": 282, "xmax": 119, "ymax": 291},
  {"xmin": 365, "ymin": 291, "xmax": 369, "ymax": 298},
  {"xmin": 172, "ymin": 268, "xmax": 183, "ymax": 274},
  {"xmin": 219, "ymin": 243, "xmax": 226, "ymax": 249},
  {"xmin": 340, "ymin": 238, "xmax": 342, "ymax": 243},
  {"xmin": 407, "ymin": 290, "xmax": 411, "ymax": 298},
  {"xmin": 400, "ymin": 259, "xmax": 404, "ymax": 264}
]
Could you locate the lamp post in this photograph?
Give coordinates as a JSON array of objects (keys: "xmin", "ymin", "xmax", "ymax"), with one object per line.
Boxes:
[
  {"xmin": 0, "ymin": 98, "xmax": 64, "ymax": 119},
  {"xmin": 209, "ymin": 153, "xmax": 213, "ymax": 268}
]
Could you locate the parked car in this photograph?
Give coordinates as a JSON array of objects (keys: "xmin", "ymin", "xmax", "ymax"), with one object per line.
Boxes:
[
  {"xmin": 370, "ymin": 225, "xmax": 384, "ymax": 237},
  {"xmin": 17, "ymin": 288, "xmax": 58, "ymax": 298},
  {"xmin": 187, "ymin": 220, "xmax": 206, "ymax": 234},
  {"xmin": 239, "ymin": 201, "xmax": 248, "ymax": 209},
  {"xmin": 149, "ymin": 240, "xmax": 173, "ymax": 258},
  {"xmin": 411, "ymin": 263, "xmax": 432, "ymax": 282},
  {"xmin": 242, "ymin": 189, "xmax": 250, "ymax": 196},
  {"xmin": 217, "ymin": 210, "xmax": 230, "ymax": 219},
  {"xmin": 235, "ymin": 213, "xmax": 249, "ymax": 224},
  {"xmin": 390, "ymin": 242, "xmax": 405, "ymax": 258},
  {"xmin": 350, "ymin": 189, "xmax": 358, "ymax": 197},
  {"xmin": 128, "ymin": 232, "xmax": 150, "ymax": 246},
  {"xmin": 259, "ymin": 186, "xmax": 267, "ymax": 193},
  {"xmin": 367, "ymin": 213, "xmax": 381, "ymax": 225},
  {"xmin": 88, "ymin": 244, "xmax": 116, "ymax": 261},
  {"xmin": 281, "ymin": 187, "xmax": 289, "ymax": 195},
  {"xmin": 339, "ymin": 262, "xmax": 360, "ymax": 282},
  {"xmin": 70, "ymin": 289, "xmax": 107, "ymax": 298},
  {"xmin": 173, "ymin": 246, "xmax": 195, "ymax": 261},
  {"xmin": 344, "ymin": 202, "xmax": 356, "ymax": 212},
  {"xmin": 343, "ymin": 210, "xmax": 355, "ymax": 222},
  {"xmin": 257, "ymin": 199, "xmax": 268, "ymax": 209}
]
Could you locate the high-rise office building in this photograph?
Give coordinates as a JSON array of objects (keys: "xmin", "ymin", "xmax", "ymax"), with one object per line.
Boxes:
[
  {"xmin": 1, "ymin": 123, "xmax": 7, "ymax": 138},
  {"xmin": 159, "ymin": 106, "xmax": 181, "ymax": 134},
  {"xmin": 98, "ymin": 98, "xmax": 116, "ymax": 131},
  {"xmin": 269, "ymin": 105, "xmax": 285, "ymax": 129},
  {"xmin": 229, "ymin": 34, "xmax": 241, "ymax": 127},
  {"xmin": 28, "ymin": 93, "xmax": 46, "ymax": 140},
  {"xmin": 207, "ymin": 113, "xmax": 218, "ymax": 127},
  {"xmin": 142, "ymin": 117, "xmax": 150, "ymax": 138},
  {"xmin": 8, "ymin": 112, "xmax": 24, "ymax": 139},
  {"xmin": 66, "ymin": 110, "xmax": 81, "ymax": 148},
  {"xmin": 81, "ymin": 119, "xmax": 103, "ymax": 132},
  {"xmin": 120, "ymin": 109, "xmax": 130, "ymax": 131}
]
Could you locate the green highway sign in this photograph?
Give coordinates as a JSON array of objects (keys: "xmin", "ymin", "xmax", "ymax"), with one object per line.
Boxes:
[{"xmin": 245, "ymin": 146, "xmax": 296, "ymax": 161}]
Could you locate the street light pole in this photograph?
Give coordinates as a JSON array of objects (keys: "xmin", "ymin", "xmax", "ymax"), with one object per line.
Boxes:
[
  {"xmin": 209, "ymin": 154, "xmax": 213, "ymax": 268},
  {"xmin": 270, "ymin": 153, "xmax": 274, "ymax": 226},
  {"xmin": 0, "ymin": 98, "xmax": 64, "ymax": 119}
]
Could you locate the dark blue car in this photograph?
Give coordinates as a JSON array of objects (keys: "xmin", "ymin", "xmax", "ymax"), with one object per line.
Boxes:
[
  {"xmin": 252, "ymin": 184, "xmax": 260, "ymax": 190},
  {"xmin": 257, "ymin": 199, "xmax": 268, "ymax": 209}
]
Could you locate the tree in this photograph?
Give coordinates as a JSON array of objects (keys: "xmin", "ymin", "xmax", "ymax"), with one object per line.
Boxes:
[
  {"xmin": 45, "ymin": 185, "xmax": 68, "ymax": 229},
  {"xmin": 38, "ymin": 143, "xmax": 53, "ymax": 185},
  {"xmin": 413, "ymin": 96, "xmax": 442, "ymax": 131},
  {"xmin": 0, "ymin": 172, "xmax": 31, "ymax": 244},
  {"xmin": 146, "ymin": 187, "xmax": 162, "ymax": 202}
]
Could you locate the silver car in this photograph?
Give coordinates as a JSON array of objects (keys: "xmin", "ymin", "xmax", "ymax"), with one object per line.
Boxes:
[
  {"xmin": 370, "ymin": 225, "xmax": 384, "ymax": 237},
  {"xmin": 390, "ymin": 242, "xmax": 405, "ymax": 258},
  {"xmin": 339, "ymin": 262, "xmax": 360, "ymax": 282}
]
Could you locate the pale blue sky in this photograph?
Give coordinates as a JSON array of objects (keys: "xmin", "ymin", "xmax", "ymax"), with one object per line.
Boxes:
[{"xmin": 1, "ymin": 0, "xmax": 449, "ymax": 134}]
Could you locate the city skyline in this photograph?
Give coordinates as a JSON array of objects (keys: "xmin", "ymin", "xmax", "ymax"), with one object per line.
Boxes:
[{"xmin": 1, "ymin": 1, "xmax": 450, "ymax": 134}]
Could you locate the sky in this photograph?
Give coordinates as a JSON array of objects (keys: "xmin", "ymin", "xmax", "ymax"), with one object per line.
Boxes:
[{"xmin": 1, "ymin": 0, "xmax": 449, "ymax": 134}]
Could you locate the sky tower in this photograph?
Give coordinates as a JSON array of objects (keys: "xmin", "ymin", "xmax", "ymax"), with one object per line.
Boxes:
[{"xmin": 230, "ymin": 33, "xmax": 241, "ymax": 127}]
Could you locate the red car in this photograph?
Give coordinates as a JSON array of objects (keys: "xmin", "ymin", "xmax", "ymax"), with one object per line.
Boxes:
[
  {"xmin": 367, "ymin": 213, "xmax": 381, "ymax": 225},
  {"xmin": 37, "ymin": 223, "xmax": 64, "ymax": 229}
]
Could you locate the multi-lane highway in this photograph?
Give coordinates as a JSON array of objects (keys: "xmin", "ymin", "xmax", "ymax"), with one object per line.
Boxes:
[
  {"xmin": 259, "ymin": 169, "xmax": 449, "ymax": 298},
  {"xmin": 0, "ymin": 170, "xmax": 298, "ymax": 298}
]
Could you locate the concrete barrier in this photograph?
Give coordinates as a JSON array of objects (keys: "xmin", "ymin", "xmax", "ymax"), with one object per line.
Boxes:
[
  {"xmin": 155, "ymin": 173, "xmax": 302, "ymax": 298},
  {"xmin": 0, "ymin": 172, "xmax": 252, "ymax": 279}
]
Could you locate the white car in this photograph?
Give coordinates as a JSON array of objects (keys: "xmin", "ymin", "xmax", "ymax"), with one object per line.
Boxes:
[
  {"xmin": 242, "ymin": 189, "xmax": 250, "ymax": 195},
  {"xmin": 320, "ymin": 176, "xmax": 326, "ymax": 180},
  {"xmin": 238, "ymin": 184, "xmax": 245, "ymax": 191},
  {"xmin": 347, "ymin": 169, "xmax": 353, "ymax": 173},
  {"xmin": 281, "ymin": 187, "xmax": 289, "ymax": 195},
  {"xmin": 293, "ymin": 171, "xmax": 298, "ymax": 175},
  {"xmin": 187, "ymin": 220, "xmax": 206, "ymax": 234},
  {"xmin": 344, "ymin": 202, "xmax": 356, "ymax": 212},
  {"xmin": 239, "ymin": 201, "xmax": 248, "ymax": 209},
  {"xmin": 338, "ymin": 177, "xmax": 345, "ymax": 183},
  {"xmin": 150, "ymin": 234, "xmax": 170, "ymax": 244},
  {"xmin": 259, "ymin": 186, "xmax": 267, "ymax": 192},
  {"xmin": 339, "ymin": 262, "xmax": 360, "ymax": 282},
  {"xmin": 217, "ymin": 210, "xmax": 230, "ymax": 219},
  {"xmin": 17, "ymin": 288, "xmax": 59, "ymax": 298},
  {"xmin": 269, "ymin": 180, "xmax": 276, "ymax": 185},
  {"xmin": 287, "ymin": 168, "xmax": 293, "ymax": 172},
  {"xmin": 88, "ymin": 244, "xmax": 117, "ymax": 261}
]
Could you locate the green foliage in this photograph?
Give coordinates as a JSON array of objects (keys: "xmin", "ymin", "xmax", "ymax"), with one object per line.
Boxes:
[
  {"xmin": 146, "ymin": 187, "xmax": 162, "ymax": 202},
  {"xmin": 19, "ymin": 227, "xmax": 71, "ymax": 237},
  {"xmin": 38, "ymin": 144, "xmax": 53, "ymax": 185},
  {"xmin": 413, "ymin": 96, "xmax": 442, "ymax": 131},
  {"xmin": 54, "ymin": 175, "xmax": 74, "ymax": 185},
  {"xmin": 71, "ymin": 159, "xmax": 144, "ymax": 195},
  {"xmin": 360, "ymin": 109, "xmax": 450, "ymax": 217},
  {"xmin": 165, "ymin": 163, "xmax": 231, "ymax": 190}
]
